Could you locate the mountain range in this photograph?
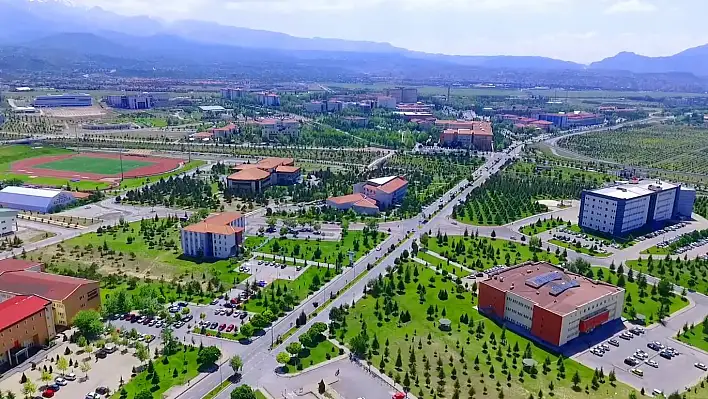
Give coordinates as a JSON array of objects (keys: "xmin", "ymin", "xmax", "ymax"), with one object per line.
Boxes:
[{"xmin": 1, "ymin": 0, "xmax": 708, "ymax": 78}]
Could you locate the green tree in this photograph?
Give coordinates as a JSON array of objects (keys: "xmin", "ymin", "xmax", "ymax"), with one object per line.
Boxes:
[
  {"xmin": 230, "ymin": 356, "xmax": 244, "ymax": 375},
  {"xmin": 276, "ymin": 352, "xmax": 291, "ymax": 365},
  {"xmin": 72, "ymin": 310, "xmax": 103, "ymax": 340},
  {"xmin": 230, "ymin": 386, "xmax": 256, "ymax": 399},
  {"xmin": 135, "ymin": 390, "xmax": 153, "ymax": 399},
  {"xmin": 57, "ymin": 357, "xmax": 69, "ymax": 375},
  {"xmin": 197, "ymin": 346, "xmax": 222, "ymax": 366},
  {"xmin": 571, "ymin": 371, "xmax": 581, "ymax": 388},
  {"xmin": 135, "ymin": 343, "xmax": 149, "ymax": 365},
  {"xmin": 22, "ymin": 381, "xmax": 36, "ymax": 399},
  {"xmin": 240, "ymin": 323, "xmax": 255, "ymax": 338}
]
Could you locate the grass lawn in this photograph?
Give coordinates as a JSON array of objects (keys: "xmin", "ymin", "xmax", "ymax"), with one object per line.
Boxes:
[
  {"xmin": 626, "ymin": 256, "xmax": 708, "ymax": 296},
  {"xmin": 331, "ymin": 262, "xmax": 636, "ymax": 399},
  {"xmin": 242, "ymin": 266, "xmax": 338, "ymax": 315},
  {"xmin": 119, "ymin": 160, "xmax": 206, "ymax": 190},
  {"xmin": 0, "ymin": 145, "xmax": 110, "ymax": 190},
  {"xmin": 640, "ymin": 246, "xmax": 670, "ymax": 255},
  {"xmin": 425, "ymin": 235, "xmax": 562, "ymax": 270},
  {"xmin": 244, "ymin": 236, "xmax": 269, "ymax": 250},
  {"xmin": 548, "ymin": 239, "xmax": 611, "ymax": 258},
  {"xmin": 677, "ymin": 323, "xmax": 708, "ymax": 353},
  {"xmin": 35, "ymin": 156, "xmax": 152, "ymax": 174},
  {"xmin": 259, "ymin": 230, "xmax": 387, "ymax": 264},
  {"xmin": 417, "ymin": 251, "xmax": 471, "ymax": 278},
  {"xmin": 568, "ymin": 224, "xmax": 638, "ymax": 249},
  {"xmin": 520, "ymin": 217, "xmax": 569, "ymax": 236},
  {"xmin": 284, "ymin": 339, "xmax": 339, "ymax": 374},
  {"xmin": 254, "ymin": 391, "xmax": 267, "ymax": 399},
  {"xmin": 590, "ymin": 267, "xmax": 688, "ymax": 322},
  {"xmin": 28, "ymin": 218, "xmax": 249, "ymax": 305},
  {"xmin": 113, "ymin": 345, "xmax": 202, "ymax": 399}
]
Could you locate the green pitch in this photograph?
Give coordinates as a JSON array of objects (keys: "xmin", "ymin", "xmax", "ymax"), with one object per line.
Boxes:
[{"xmin": 34, "ymin": 156, "xmax": 153, "ymax": 175}]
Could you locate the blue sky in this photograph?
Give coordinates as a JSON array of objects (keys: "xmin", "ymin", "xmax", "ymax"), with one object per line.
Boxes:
[{"xmin": 71, "ymin": 0, "xmax": 708, "ymax": 63}]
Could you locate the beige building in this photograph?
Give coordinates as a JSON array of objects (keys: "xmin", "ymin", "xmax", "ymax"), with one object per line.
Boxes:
[{"xmin": 0, "ymin": 295, "xmax": 56, "ymax": 367}]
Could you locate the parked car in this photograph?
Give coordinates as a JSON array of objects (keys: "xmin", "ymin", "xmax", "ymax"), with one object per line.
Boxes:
[
  {"xmin": 42, "ymin": 390, "xmax": 55, "ymax": 398},
  {"xmin": 696, "ymin": 363, "xmax": 708, "ymax": 371},
  {"xmin": 85, "ymin": 392, "xmax": 100, "ymax": 399},
  {"xmin": 64, "ymin": 373, "xmax": 76, "ymax": 381},
  {"xmin": 630, "ymin": 368, "xmax": 644, "ymax": 377},
  {"xmin": 54, "ymin": 378, "xmax": 67, "ymax": 386},
  {"xmin": 95, "ymin": 387, "xmax": 110, "ymax": 395},
  {"xmin": 609, "ymin": 339, "xmax": 620, "ymax": 347}
]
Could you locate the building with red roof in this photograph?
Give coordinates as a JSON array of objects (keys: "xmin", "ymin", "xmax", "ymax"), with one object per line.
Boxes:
[
  {"xmin": 0, "ymin": 269, "xmax": 100, "ymax": 327},
  {"xmin": 438, "ymin": 121, "xmax": 493, "ymax": 151},
  {"xmin": 327, "ymin": 176, "xmax": 409, "ymax": 215},
  {"xmin": 0, "ymin": 294, "xmax": 55, "ymax": 366},
  {"xmin": 478, "ymin": 262, "xmax": 624, "ymax": 347},
  {"xmin": 180, "ymin": 212, "xmax": 245, "ymax": 259},
  {"xmin": 226, "ymin": 157, "xmax": 301, "ymax": 193}
]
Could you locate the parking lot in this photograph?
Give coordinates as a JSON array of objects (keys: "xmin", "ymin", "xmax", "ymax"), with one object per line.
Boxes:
[
  {"xmin": 575, "ymin": 326, "xmax": 708, "ymax": 394},
  {"xmin": 238, "ymin": 258, "xmax": 303, "ymax": 286}
]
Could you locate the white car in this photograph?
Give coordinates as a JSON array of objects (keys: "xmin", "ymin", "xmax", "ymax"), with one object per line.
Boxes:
[
  {"xmin": 64, "ymin": 373, "xmax": 76, "ymax": 381},
  {"xmin": 695, "ymin": 362, "xmax": 708, "ymax": 371},
  {"xmin": 54, "ymin": 377, "xmax": 67, "ymax": 386},
  {"xmin": 86, "ymin": 392, "xmax": 100, "ymax": 399},
  {"xmin": 645, "ymin": 360, "xmax": 658, "ymax": 368}
]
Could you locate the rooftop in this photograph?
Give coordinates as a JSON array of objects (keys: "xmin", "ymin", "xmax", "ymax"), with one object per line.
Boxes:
[
  {"xmin": 0, "ymin": 259, "xmax": 42, "ymax": 274},
  {"xmin": 204, "ymin": 212, "xmax": 243, "ymax": 225},
  {"xmin": 183, "ymin": 223, "xmax": 243, "ymax": 235},
  {"xmin": 482, "ymin": 262, "xmax": 622, "ymax": 316},
  {"xmin": 0, "ymin": 270, "xmax": 96, "ymax": 301},
  {"xmin": 0, "ymin": 295, "xmax": 51, "ymax": 332},
  {"xmin": 354, "ymin": 198, "xmax": 379, "ymax": 209},
  {"xmin": 378, "ymin": 177, "xmax": 408, "ymax": 194},
  {"xmin": 199, "ymin": 105, "xmax": 226, "ymax": 112},
  {"xmin": 367, "ymin": 176, "xmax": 398, "ymax": 186},
  {"xmin": 275, "ymin": 165, "xmax": 301, "ymax": 173},
  {"xmin": 327, "ymin": 193, "xmax": 368, "ymax": 205},
  {"xmin": 227, "ymin": 168, "xmax": 272, "ymax": 182},
  {"xmin": 590, "ymin": 180, "xmax": 678, "ymax": 200},
  {"xmin": 0, "ymin": 186, "xmax": 67, "ymax": 198}
]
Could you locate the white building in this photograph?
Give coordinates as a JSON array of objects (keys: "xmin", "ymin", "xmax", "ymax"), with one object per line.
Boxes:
[
  {"xmin": 0, "ymin": 187, "xmax": 76, "ymax": 213},
  {"xmin": 180, "ymin": 213, "xmax": 245, "ymax": 259},
  {"xmin": 579, "ymin": 180, "xmax": 695, "ymax": 237},
  {"xmin": 256, "ymin": 92, "xmax": 280, "ymax": 107},
  {"xmin": 252, "ymin": 118, "xmax": 300, "ymax": 140},
  {"xmin": 377, "ymin": 96, "xmax": 397, "ymax": 109},
  {"xmin": 0, "ymin": 209, "xmax": 18, "ymax": 236},
  {"xmin": 105, "ymin": 93, "xmax": 168, "ymax": 109},
  {"xmin": 221, "ymin": 88, "xmax": 244, "ymax": 100}
]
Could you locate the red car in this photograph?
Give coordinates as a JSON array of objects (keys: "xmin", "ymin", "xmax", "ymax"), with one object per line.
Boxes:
[
  {"xmin": 218, "ymin": 324, "xmax": 226, "ymax": 331},
  {"xmin": 43, "ymin": 390, "xmax": 55, "ymax": 398},
  {"xmin": 226, "ymin": 324, "xmax": 234, "ymax": 332}
]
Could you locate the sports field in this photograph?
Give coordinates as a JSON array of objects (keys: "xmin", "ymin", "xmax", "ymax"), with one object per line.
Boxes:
[{"xmin": 34, "ymin": 156, "xmax": 152, "ymax": 174}]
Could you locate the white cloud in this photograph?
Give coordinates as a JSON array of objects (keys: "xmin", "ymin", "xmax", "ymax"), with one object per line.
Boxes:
[{"xmin": 605, "ymin": 0, "xmax": 656, "ymax": 14}]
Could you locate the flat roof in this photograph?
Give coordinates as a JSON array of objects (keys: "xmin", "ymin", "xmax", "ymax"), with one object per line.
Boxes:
[
  {"xmin": 0, "ymin": 186, "xmax": 66, "ymax": 198},
  {"xmin": 589, "ymin": 180, "xmax": 678, "ymax": 200},
  {"xmin": 199, "ymin": 105, "xmax": 226, "ymax": 111},
  {"xmin": 482, "ymin": 262, "xmax": 622, "ymax": 316}
]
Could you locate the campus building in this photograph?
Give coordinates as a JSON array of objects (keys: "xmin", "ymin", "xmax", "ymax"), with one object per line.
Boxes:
[
  {"xmin": 0, "ymin": 209, "xmax": 18, "ymax": 236},
  {"xmin": 327, "ymin": 176, "xmax": 408, "ymax": 215},
  {"xmin": 181, "ymin": 212, "xmax": 245, "ymax": 259},
  {"xmin": 226, "ymin": 157, "xmax": 302, "ymax": 193},
  {"xmin": 256, "ymin": 92, "xmax": 281, "ymax": 106},
  {"xmin": 0, "ymin": 295, "xmax": 56, "ymax": 367},
  {"xmin": 251, "ymin": 118, "xmax": 300, "ymax": 140},
  {"xmin": 221, "ymin": 88, "xmax": 244, "ymax": 101},
  {"xmin": 0, "ymin": 259, "xmax": 100, "ymax": 327},
  {"xmin": 0, "ymin": 187, "xmax": 76, "ymax": 213},
  {"xmin": 579, "ymin": 181, "xmax": 696, "ymax": 237},
  {"xmin": 538, "ymin": 112, "xmax": 603, "ymax": 129},
  {"xmin": 479, "ymin": 262, "xmax": 625, "ymax": 347},
  {"xmin": 438, "ymin": 121, "xmax": 494, "ymax": 151},
  {"xmin": 207, "ymin": 123, "xmax": 238, "ymax": 139},
  {"xmin": 104, "ymin": 93, "xmax": 168, "ymax": 110},
  {"xmin": 32, "ymin": 94, "xmax": 93, "ymax": 108}
]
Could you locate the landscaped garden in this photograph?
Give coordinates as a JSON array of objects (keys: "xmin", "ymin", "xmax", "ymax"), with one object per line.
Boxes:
[
  {"xmin": 421, "ymin": 232, "xmax": 563, "ymax": 270},
  {"xmin": 328, "ymin": 261, "xmax": 637, "ymax": 399},
  {"xmin": 276, "ymin": 323, "xmax": 342, "ymax": 373},
  {"xmin": 520, "ymin": 217, "xmax": 569, "ymax": 236},
  {"xmin": 242, "ymin": 266, "xmax": 338, "ymax": 315},
  {"xmin": 26, "ymin": 217, "xmax": 250, "ymax": 312},
  {"xmin": 677, "ymin": 317, "xmax": 708, "ymax": 353},
  {"xmin": 258, "ymin": 228, "xmax": 387, "ymax": 265},
  {"xmin": 640, "ymin": 228, "xmax": 708, "ymax": 255},
  {"xmin": 114, "ymin": 342, "xmax": 222, "ymax": 399},
  {"xmin": 626, "ymin": 255, "xmax": 708, "ymax": 296},
  {"xmin": 548, "ymin": 239, "xmax": 611, "ymax": 257}
]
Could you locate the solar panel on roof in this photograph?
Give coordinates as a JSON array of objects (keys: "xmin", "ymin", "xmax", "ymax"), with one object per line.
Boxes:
[
  {"xmin": 526, "ymin": 271, "xmax": 562, "ymax": 288},
  {"xmin": 549, "ymin": 280, "xmax": 580, "ymax": 296}
]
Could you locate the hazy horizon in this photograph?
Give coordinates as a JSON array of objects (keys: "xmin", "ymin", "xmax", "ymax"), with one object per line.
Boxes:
[{"xmin": 59, "ymin": 0, "xmax": 708, "ymax": 64}]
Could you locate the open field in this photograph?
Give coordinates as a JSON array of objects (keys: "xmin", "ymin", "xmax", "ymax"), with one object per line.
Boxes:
[
  {"xmin": 0, "ymin": 145, "xmax": 111, "ymax": 190},
  {"xmin": 283, "ymin": 339, "xmax": 339, "ymax": 374},
  {"xmin": 416, "ymin": 251, "xmax": 471, "ymax": 278},
  {"xmin": 558, "ymin": 125, "xmax": 708, "ymax": 175},
  {"xmin": 677, "ymin": 321, "xmax": 708, "ymax": 353},
  {"xmin": 35, "ymin": 156, "xmax": 152, "ymax": 174},
  {"xmin": 548, "ymin": 239, "xmax": 610, "ymax": 257},
  {"xmin": 425, "ymin": 235, "xmax": 562, "ymax": 270},
  {"xmin": 258, "ymin": 230, "xmax": 387, "ymax": 264},
  {"xmin": 520, "ymin": 217, "xmax": 569, "ymax": 236},
  {"xmin": 26, "ymin": 218, "xmax": 249, "ymax": 305},
  {"xmin": 118, "ymin": 160, "xmax": 206, "ymax": 190},
  {"xmin": 330, "ymin": 262, "xmax": 636, "ymax": 399}
]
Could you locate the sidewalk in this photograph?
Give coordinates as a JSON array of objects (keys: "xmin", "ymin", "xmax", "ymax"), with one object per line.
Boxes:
[{"xmin": 252, "ymin": 252, "xmax": 337, "ymax": 269}]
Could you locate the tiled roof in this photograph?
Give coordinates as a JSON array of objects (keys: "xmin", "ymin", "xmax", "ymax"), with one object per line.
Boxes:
[
  {"xmin": 0, "ymin": 295, "xmax": 51, "ymax": 332},
  {"xmin": 353, "ymin": 198, "xmax": 379, "ymax": 209},
  {"xmin": 227, "ymin": 168, "xmax": 272, "ymax": 181},
  {"xmin": 0, "ymin": 271, "xmax": 96, "ymax": 301},
  {"xmin": 327, "ymin": 193, "xmax": 367, "ymax": 205},
  {"xmin": 378, "ymin": 177, "xmax": 408, "ymax": 194},
  {"xmin": 275, "ymin": 165, "xmax": 300, "ymax": 173},
  {"xmin": 204, "ymin": 212, "xmax": 243, "ymax": 225},
  {"xmin": 183, "ymin": 223, "xmax": 243, "ymax": 235},
  {"xmin": 0, "ymin": 259, "xmax": 42, "ymax": 274}
]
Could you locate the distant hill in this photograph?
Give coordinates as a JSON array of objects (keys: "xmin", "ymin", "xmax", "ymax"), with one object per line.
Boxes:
[{"xmin": 591, "ymin": 45, "xmax": 708, "ymax": 76}]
